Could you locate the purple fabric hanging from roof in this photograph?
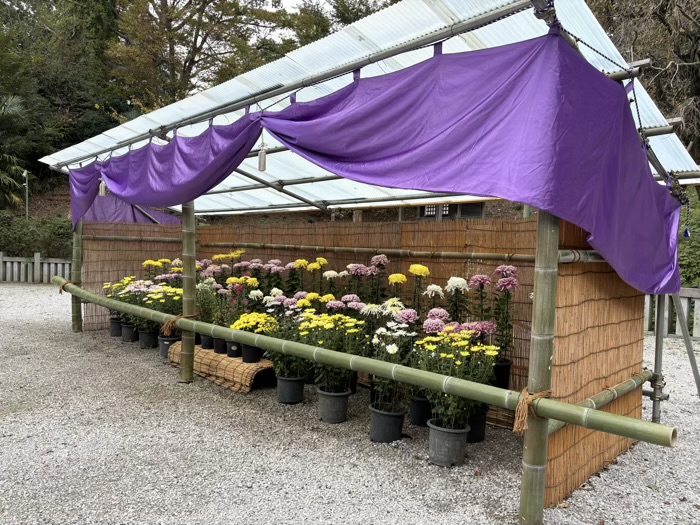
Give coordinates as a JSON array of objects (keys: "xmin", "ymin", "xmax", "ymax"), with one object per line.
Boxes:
[
  {"xmin": 82, "ymin": 194, "xmax": 181, "ymax": 224},
  {"xmin": 69, "ymin": 31, "xmax": 680, "ymax": 294}
]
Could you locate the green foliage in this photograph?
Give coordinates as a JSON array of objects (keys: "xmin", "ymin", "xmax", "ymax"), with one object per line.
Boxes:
[
  {"xmin": 678, "ymin": 191, "xmax": 700, "ymax": 288},
  {"xmin": 0, "ymin": 211, "xmax": 72, "ymax": 258}
]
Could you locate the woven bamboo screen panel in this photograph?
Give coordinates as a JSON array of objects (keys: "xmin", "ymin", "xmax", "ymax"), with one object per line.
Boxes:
[
  {"xmin": 545, "ymin": 262, "xmax": 644, "ymax": 507},
  {"xmin": 81, "ymin": 222, "xmax": 182, "ymax": 330}
]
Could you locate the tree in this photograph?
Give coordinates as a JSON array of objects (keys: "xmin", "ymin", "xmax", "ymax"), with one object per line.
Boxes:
[
  {"xmin": 588, "ymin": 0, "xmax": 700, "ymax": 161},
  {"xmin": 0, "ymin": 95, "xmax": 27, "ymax": 209}
]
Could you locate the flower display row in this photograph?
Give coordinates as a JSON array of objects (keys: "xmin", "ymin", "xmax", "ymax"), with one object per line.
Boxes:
[{"xmin": 104, "ymin": 251, "xmax": 522, "ymax": 466}]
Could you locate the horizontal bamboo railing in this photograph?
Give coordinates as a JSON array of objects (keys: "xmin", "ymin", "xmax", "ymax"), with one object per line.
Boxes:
[
  {"xmin": 53, "ymin": 277, "xmax": 677, "ymax": 448},
  {"xmin": 548, "ymin": 369, "xmax": 653, "ymax": 434}
]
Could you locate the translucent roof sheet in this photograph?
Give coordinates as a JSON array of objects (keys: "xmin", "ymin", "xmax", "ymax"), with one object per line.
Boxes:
[{"xmin": 40, "ymin": 0, "xmax": 699, "ymax": 216}]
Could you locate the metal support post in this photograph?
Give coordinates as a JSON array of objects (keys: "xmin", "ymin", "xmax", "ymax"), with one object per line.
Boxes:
[{"xmin": 652, "ymin": 295, "xmax": 667, "ymax": 422}]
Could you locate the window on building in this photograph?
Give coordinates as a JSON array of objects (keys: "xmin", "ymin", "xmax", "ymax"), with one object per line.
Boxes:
[{"xmin": 419, "ymin": 202, "xmax": 484, "ymax": 220}]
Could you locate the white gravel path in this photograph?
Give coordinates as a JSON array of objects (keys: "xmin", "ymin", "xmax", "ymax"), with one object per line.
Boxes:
[{"xmin": 0, "ymin": 283, "xmax": 698, "ymax": 524}]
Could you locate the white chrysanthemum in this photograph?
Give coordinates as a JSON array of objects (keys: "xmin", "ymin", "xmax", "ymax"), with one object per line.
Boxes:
[
  {"xmin": 360, "ymin": 303, "xmax": 382, "ymax": 317},
  {"xmin": 249, "ymin": 290, "xmax": 264, "ymax": 300},
  {"xmin": 445, "ymin": 276, "xmax": 469, "ymax": 293},
  {"xmin": 263, "ymin": 296, "xmax": 276, "ymax": 306},
  {"xmin": 323, "ymin": 270, "xmax": 339, "ymax": 280},
  {"xmin": 337, "ymin": 270, "xmax": 349, "ymax": 278},
  {"xmin": 269, "ymin": 287, "xmax": 284, "ymax": 297},
  {"xmin": 385, "ymin": 343, "xmax": 399, "ymax": 355},
  {"xmin": 422, "ymin": 284, "xmax": 445, "ymax": 298}
]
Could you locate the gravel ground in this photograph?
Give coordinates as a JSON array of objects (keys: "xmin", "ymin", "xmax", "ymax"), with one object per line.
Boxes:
[{"xmin": 0, "ymin": 283, "xmax": 698, "ymax": 525}]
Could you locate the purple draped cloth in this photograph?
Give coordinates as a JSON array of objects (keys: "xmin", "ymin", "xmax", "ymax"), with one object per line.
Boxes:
[
  {"xmin": 70, "ymin": 30, "xmax": 680, "ymax": 294},
  {"xmin": 83, "ymin": 194, "xmax": 181, "ymax": 224}
]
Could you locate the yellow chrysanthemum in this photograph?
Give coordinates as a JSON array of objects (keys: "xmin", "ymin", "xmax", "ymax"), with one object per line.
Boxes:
[
  {"xmin": 388, "ymin": 273, "xmax": 407, "ymax": 285},
  {"xmin": 294, "ymin": 259, "xmax": 309, "ymax": 269},
  {"xmin": 142, "ymin": 259, "xmax": 163, "ymax": 268},
  {"xmin": 158, "ymin": 259, "xmax": 171, "ymax": 265},
  {"xmin": 408, "ymin": 264, "xmax": 430, "ymax": 278},
  {"xmin": 319, "ymin": 294, "xmax": 335, "ymax": 303},
  {"xmin": 315, "ymin": 257, "xmax": 328, "ymax": 267},
  {"xmin": 297, "ymin": 299, "xmax": 311, "ymax": 308},
  {"xmin": 307, "ymin": 262, "xmax": 322, "ymax": 272}
]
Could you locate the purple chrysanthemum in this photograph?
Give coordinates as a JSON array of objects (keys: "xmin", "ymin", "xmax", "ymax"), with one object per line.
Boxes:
[
  {"xmin": 423, "ymin": 318, "xmax": 446, "ymax": 334},
  {"xmin": 370, "ymin": 254, "xmax": 390, "ymax": 268},
  {"xmin": 294, "ymin": 291, "xmax": 309, "ymax": 299},
  {"xmin": 496, "ymin": 277, "xmax": 519, "ymax": 292},
  {"xmin": 326, "ymin": 300, "xmax": 345, "ymax": 310},
  {"xmin": 495, "ymin": 265, "xmax": 518, "ymax": 279},
  {"xmin": 427, "ymin": 307, "xmax": 450, "ymax": 321},
  {"xmin": 394, "ymin": 308, "xmax": 418, "ymax": 324},
  {"xmin": 469, "ymin": 274, "xmax": 491, "ymax": 288},
  {"xmin": 341, "ymin": 294, "xmax": 361, "ymax": 303},
  {"xmin": 346, "ymin": 301, "xmax": 366, "ymax": 311}
]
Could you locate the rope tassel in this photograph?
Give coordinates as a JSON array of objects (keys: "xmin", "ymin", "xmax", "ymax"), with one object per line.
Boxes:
[{"xmin": 513, "ymin": 387, "xmax": 553, "ymax": 435}]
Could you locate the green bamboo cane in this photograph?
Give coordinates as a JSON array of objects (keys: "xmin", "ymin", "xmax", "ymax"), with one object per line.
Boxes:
[
  {"xmin": 71, "ymin": 220, "xmax": 83, "ymax": 333},
  {"xmin": 548, "ymin": 370, "xmax": 653, "ymax": 434},
  {"xmin": 519, "ymin": 210, "xmax": 560, "ymax": 525},
  {"xmin": 179, "ymin": 201, "xmax": 196, "ymax": 383},
  {"xmin": 51, "ymin": 276, "xmax": 677, "ymax": 448}
]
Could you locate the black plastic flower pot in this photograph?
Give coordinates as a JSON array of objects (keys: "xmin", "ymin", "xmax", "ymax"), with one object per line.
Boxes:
[
  {"xmin": 409, "ymin": 397, "xmax": 432, "ymax": 427},
  {"xmin": 158, "ymin": 335, "xmax": 180, "ymax": 360},
  {"xmin": 318, "ymin": 388, "xmax": 351, "ymax": 424},
  {"xmin": 213, "ymin": 337, "xmax": 227, "ymax": 354},
  {"xmin": 109, "ymin": 318, "xmax": 122, "ymax": 337},
  {"xmin": 121, "ymin": 324, "xmax": 138, "ymax": 343},
  {"xmin": 304, "ymin": 366, "xmax": 316, "ymax": 385},
  {"xmin": 200, "ymin": 334, "xmax": 214, "ymax": 350},
  {"xmin": 226, "ymin": 340, "xmax": 242, "ymax": 358},
  {"xmin": 138, "ymin": 330, "xmax": 159, "ymax": 349},
  {"xmin": 241, "ymin": 344, "xmax": 263, "ymax": 363},
  {"xmin": 467, "ymin": 404, "xmax": 489, "ymax": 443},
  {"xmin": 369, "ymin": 402, "xmax": 405, "ymax": 443},
  {"xmin": 491, "ymin": 358, "xmax": 512, "ymax": 390},
  {"xmin": 427, "ymin": 419, "xmax": 470, "ymax": 467},
  {"xmin": 277, "ymin": 376, "xmax": 306, "ymax": 404},
  {"xmin": 194, "ymin": 332, "xmax": 201, "ymax": 346}
]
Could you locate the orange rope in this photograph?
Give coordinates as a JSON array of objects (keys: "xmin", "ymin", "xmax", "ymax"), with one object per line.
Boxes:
[
  {"xmin": 162, "ymin": 313, "xmax": 198, "ymax": 336},
  {"xmin": 513, "ymin": 387, "xmax": 553, "ymax": 435}
]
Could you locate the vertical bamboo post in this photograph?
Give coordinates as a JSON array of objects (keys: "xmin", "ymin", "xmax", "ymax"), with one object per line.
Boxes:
[
  {"xmin": 179, "ymin": 201, "xmax": 196, "ymax": 383},
  {"xmin": 519, "ymin": 210, "xmax": 559, "ymax": 525},
  {"xmin": 652, "ymin": 295, "xmax": 666, "ymax": 422},
  {"xmin": 71, "ymin": 220, "xmax": 83, "ymax": 333}
]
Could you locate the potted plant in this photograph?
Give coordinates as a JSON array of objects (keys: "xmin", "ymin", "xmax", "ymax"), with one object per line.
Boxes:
[
  {"xmin": 102, "ymin": 282, "xmax": 123, "ymax": 337},
  {"xmin": 298, "ymin": 312, "xmax": 364, "ymax": 423},
  {"xmin": 196, "ymin": 279, "xmax": 218, "ymax": 349},
  {"xmin": 492, "ymin": 265, "xmax": 519, "ymax": 389},
  {"xmin": 416, "ymin": 328, "xmax": 499, "ymax": 466},
  {"xmin": 112, "ymin": 277, "xmax": 140, "ymax": 343},
  {"xmin": 369, "ymin": 320, "xmax": 414, "ymax": 442},
  {"xmin": 268, "ymin": 310, "xmax": 310, "ymax": 404},
  {"xmin": 230, "ymin": 312, "xmax": 278, "ymax": 363},
  {"xmin": 211, "ymin": 289, "xmax": 234, "ymax": 354},
  {"xmin": 146, "ymin": 285, "xmax": 183, "ymax": 360}
]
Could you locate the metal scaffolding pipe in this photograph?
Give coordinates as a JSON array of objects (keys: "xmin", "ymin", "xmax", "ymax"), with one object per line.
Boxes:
[
  {"xmin": 71, "ymin": 220, "xmax": 83, "ymax": 333},
  {"xmin": 670, "ymin": 294, "xmax": 700, "ymax": 397},
  {"xmin": 50, "ymin": 276, "xmax": 678, "ymax": 449},
  {"xmin": 652, "ymin": 295, "xmax": 666, "ymax": 422},
  {"xmin": 179, "ymin": 201, "xmax": 196, "ymax": 383}
]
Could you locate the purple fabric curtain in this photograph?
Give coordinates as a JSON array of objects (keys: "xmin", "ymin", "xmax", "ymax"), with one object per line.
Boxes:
[
  {"xmin": 83, "ymin": 194, "xmax": 181, "ymax": 224},
  {"xmin": 69, "ymin": 31, "xmax": 680, "ymax": 294}
]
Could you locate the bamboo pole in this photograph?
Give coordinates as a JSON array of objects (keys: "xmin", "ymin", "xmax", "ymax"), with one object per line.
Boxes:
[
  {"xmin": 82, "ymin": 235, "xmax": 181, "ymax": 243},
  {"xmin": 71, "ymin": 220, "xmax": 83, "ymax": 333},
  {"xmin": 519, "ymin": 210, "xmax": 560, "ymax": 525},
  {"xmin": 51, "ymin": 276, "xmax": 678, "ymax": 448},
  {"xmin": 179, "ymin": 201, "xmax": 196, "ymax": 383},
  {"xmin": 202, "ymin": 241, "xmax": 605, "ymax": 265},
  {"xmin": 670, "ymin": 294, "xmax": 700, "ymax": 397},
  {"xmin": 548, "ymin": 370, "xmax": 653, "ymax": 434},
  {"xmin": 652, "ymin": 295, "xmax": 666, "ymax": 422}
]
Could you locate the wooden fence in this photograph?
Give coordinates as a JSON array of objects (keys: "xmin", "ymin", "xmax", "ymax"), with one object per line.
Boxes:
[
  {"xmin": 0, "ymin": 252, "xmax": 72, "ymax": 284},
  {"xmin": 644, "ymin": 288, "xmax": 700, "ymax": 338}
]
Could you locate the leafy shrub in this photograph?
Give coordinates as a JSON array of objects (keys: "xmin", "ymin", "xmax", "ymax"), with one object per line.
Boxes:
[{"xmin": 0, "ymin": 210, "xmax": 71, "ymax": 258}]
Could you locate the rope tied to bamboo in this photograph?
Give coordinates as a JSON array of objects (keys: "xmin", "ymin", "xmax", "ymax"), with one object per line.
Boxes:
[
  {"xmin": 59, "ymin": 281, "xmax": 81, "ymax": 294},
  {"xmin": 162, "ymin": 313, "xmax": 198, "ymax": 336},
  {"xmin": 513, "ymin": 387, "xmax": 553, "ymax": 435}
]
